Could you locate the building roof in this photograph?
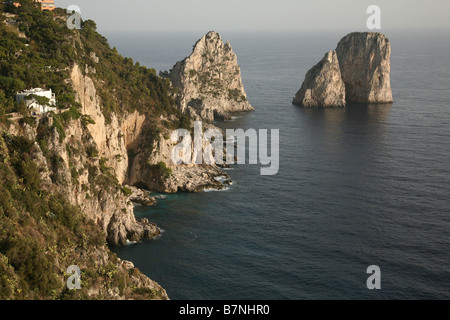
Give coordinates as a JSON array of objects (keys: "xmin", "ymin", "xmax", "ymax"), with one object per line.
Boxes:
[{"xmin": 18, "ymin": 88, "xmax": 52, "ymax": 94}]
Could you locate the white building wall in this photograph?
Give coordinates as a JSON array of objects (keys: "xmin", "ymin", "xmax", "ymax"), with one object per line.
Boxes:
[{"xmin": 16, "ymin": 88, "xmax": 57, "ymax": 114}]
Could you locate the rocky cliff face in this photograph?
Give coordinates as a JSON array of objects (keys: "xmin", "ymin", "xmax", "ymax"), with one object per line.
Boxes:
[
  {"xmin": 69, "ymin": 64, "xmax": 159, "ymax": 246},
  {"xmin": 165, "ymin": 31, "xmax": 254, "ymax": 122},
  {"xmin": 7, "ymin": 113, "xmax": 159, "ymax": 248},
  {"xmin": 336, "ymin": 32, "xmax": 393, "ymax": 104},
  {"xmin": 6, "ymin": 63, "xmax": 163, "ymax": 247},
  {"xmin": 126, "ymin": 120, "xmax": 228, "ymax": 194},
  {"xmin": 4, "ymin": 54, "xmax": 230, "ymax": 298},
  {"xmin": 70, "ymin": 64, "xmax": 147, "ymax": 185},
  {"xmin": 293, "ymin": 32, "xmax": 393, "ymax": 107},
  {"xmin": 5, "ymin": 114, "xmax": 168, "ymax": 300},
  {"xmin": 71, "ymin": 63, "xmax": 227, "ymax": 195},
  {"xmin": 127, "ymin": 139, "xmax": 227, "ymax": 194},
  {"xmin": 292, "ymin": 50, "xmax": 346, "ymax": 107}
]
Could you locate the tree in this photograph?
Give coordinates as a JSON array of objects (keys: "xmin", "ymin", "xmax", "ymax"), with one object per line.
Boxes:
[
  {"xmin": 82, "ymin": 19, "xmax": 97, "ymax": 32},
  {"xmin": 17, "ymin": 100, "xmax": 28, "ymax": 116},
  {"xmin": 26, "ymin": 94, "xmax": 50, "ymax": 107},
  {"xmin": 0, "ymin": 76, "xmax": 25, "ymax": 98},
  {"xmin": 17, "ymin": 0, "xmax": 37, "ymax": 13},
  {"xmin": 0, "ymin": 89, "xmax": 12, "ymax": 116}
]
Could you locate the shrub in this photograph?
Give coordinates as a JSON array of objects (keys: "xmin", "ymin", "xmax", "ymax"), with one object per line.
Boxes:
[
  {"xmin": 151, "ymin": 161, "xmax": 172, "ymax": 178},
  {"xmin": 86, "ymin": 145, "xmax": 99, "ymax": 158},
  {"xmin": 121, "ymin": 186, "xmax": 132, "ymax": 197},
  {"xmin": 6, "ymin": 237, "xmax": 60, "ymax": 296}
]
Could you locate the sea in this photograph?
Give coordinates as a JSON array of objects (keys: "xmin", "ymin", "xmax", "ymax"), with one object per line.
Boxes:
[{"xmin": 107, "ymin": 29, "xmax": 450, "ymax": 299}]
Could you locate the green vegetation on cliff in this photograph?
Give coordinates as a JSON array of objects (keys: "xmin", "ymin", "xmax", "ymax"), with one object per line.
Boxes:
[
  {"xmin": 0, "ymin": 0, "xmax": 189, "ymax": 128},
  {"xmin": 0, "ymin": 131, "xmax": 168, "ymax": 300},
  {"xmin": 0, "ymin": 1, "xmax": 173, "ymax": 300}
]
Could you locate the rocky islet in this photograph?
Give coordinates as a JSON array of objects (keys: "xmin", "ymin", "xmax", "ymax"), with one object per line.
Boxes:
[{"xmin": 293, "ymin": 32, "xmax": 393, "ymax": 107}]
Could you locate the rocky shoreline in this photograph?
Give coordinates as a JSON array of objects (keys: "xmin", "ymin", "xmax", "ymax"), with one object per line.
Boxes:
[
  {"xmin": 126, "ymin": 169, "xmax": 232, "ymax": 206},
  {"xmin": 1, "ymin": 8, "xmax": 248, "ymax": 300},
  {"xmin": 127, "ymin": 186, "xmax": 157, "ymax": 206}
]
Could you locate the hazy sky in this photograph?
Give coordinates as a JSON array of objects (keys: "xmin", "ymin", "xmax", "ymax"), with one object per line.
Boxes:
[{"xmin": 55, "ymin": 0, "xmax": 449, "ymax": 33}]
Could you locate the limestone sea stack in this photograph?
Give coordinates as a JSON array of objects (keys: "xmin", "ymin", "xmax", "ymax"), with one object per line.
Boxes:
[
  {"xmin": 292, "ymin": 50, "xmax": 346, "ymax": 107},
  {"xmin": 164, "ymin": 31, "xmax": 254, "ymax": 122},
  {"xmin": 336, "ymin": 32, "xmax": 393, "ymax": 104},
  {"xmin": 293, "ymin": 32, "xmax": 393, "ymax": 107}
]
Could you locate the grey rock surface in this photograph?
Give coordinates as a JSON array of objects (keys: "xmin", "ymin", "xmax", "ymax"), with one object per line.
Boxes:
[
  {"xmin": 336, "ymin": 32, "xmax": 393, "ymax": 103},
  {"xmin": 292, "ymin": 50, "xmax": 346, "ymax": 107}
]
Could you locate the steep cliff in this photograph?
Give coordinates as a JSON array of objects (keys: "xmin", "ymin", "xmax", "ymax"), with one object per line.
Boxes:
[
  {"xmin": 0, "ymin": 5, "xmax": 177, "ymax": 300},
  {"xmin": 1, "ymin": 120, "xmax": 168, "ymax": 300},
  {"xmin": 71, "ymin": 61, "xmax": 227, "ymax": 194},
  {"xmin": 164, "ymin": 31, "xmax": 254, "ymax": 122},
  {"xmin": 61, "ymin": 64, "xmax": 158, "ymax": 246},
  {"xmin": 292, "ymin": 50, "xmax": 346, "ymax": 107},
  {"xmin": 293, "ymin": 32, "xmax": 393, "ymax": 107},
  {"xmin": 1, "ymin": 5, "xmax": 240, "ymax": 300},
  {"xmin": 336, "ymin": 32, "xmax": 393, "ymax": 104}
]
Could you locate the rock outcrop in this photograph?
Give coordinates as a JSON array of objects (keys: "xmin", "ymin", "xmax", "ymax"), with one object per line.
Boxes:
[
  {"xmin": 292, "ymin": 50, "xmax": 346, "ymax": 107},
  {"xmin": 69, "ymin": 64, "xmax": 159, "ymax": 245},
  {"xmin": 4, "ymin": 118, "xmax": 169, "ymax": 300},
  {"xmin": 336, "ymin": 32, "xmax": 393, "ymax": 104},
  {"xmin": 71, "ymin": 63, "xmax": 228, "ymax": 196},
  {"xmin": 70, "ymin": 64, "xmax": 145, "ymax": 185},
  {"xmin": 164, "ymin": 31, "xmax": 254, "ymax": 122},
  {"xmin": 127, "ymin": 186, "xmax": 156, "ymax": 206},
  {"xmin": 7, "ymin": 113, "xmax": 160, "ymax": 247},
  {"xmin": 3, "ymin": 56, "xmax": 228, "ymax": 301},
  {"xmin": 126, "ymin": 126, "xmax": 229, "ymax": 194},
  {"xmin": 293, "ymin": 32, "xmax": 393, "ymax": 107}
]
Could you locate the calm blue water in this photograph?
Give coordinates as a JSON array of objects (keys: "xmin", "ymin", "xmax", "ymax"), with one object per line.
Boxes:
[{"xmin": 109, "ymin": 30, "xmax": 450, "ymax": 299}]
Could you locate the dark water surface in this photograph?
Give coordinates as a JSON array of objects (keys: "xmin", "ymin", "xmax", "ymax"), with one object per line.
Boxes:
[{"xmin": 109, "ymin": 30, "xmax": 450, "ymax": 299}]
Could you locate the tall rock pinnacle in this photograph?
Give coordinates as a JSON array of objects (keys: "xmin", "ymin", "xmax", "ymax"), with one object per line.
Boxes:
[{"xmin": 166, "ymin": 31, "xmax": 254, "ymax": 122}]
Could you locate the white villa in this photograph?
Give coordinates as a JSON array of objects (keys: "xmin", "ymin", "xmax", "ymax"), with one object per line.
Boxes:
[{"xmin": 16, "ymin": 88, "xmax": 57, "ymax": 114}]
